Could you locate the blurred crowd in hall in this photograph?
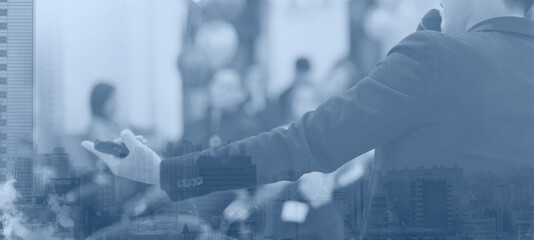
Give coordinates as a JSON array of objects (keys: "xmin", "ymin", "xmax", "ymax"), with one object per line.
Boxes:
[
  {"xmin": 142, "ymin": 0, "xmax": 432, "ymax": 149},
  {"xmin": 87, "ymin": 0, "xmax": 369, "ymax": 150},
  {"xmin": 31, "ymin": 0, "xmax": 450, "ymax": 238},
  {"xmin": 176, "ymin": 0, "xmax": 441, "ymax": 149},
  {"xmin": 36, "ymin": 0, "xmax": 442, "ymax": 155}
]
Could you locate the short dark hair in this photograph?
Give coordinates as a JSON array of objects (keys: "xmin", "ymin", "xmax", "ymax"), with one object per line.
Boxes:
[
  {"xmin": 90, "ymin": 82, "xmax": 115, "ymax": 120},
  {"xmin": 504, "ymin": 0, "xmax": 534, "ymax": 13}
]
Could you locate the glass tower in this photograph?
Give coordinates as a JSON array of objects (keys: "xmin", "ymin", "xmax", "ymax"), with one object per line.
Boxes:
[{"xmin": 0, "ymin": 0, "xmax": 35, "ymax": 202}]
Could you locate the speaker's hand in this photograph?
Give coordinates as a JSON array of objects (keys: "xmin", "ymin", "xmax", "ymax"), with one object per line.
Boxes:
[{"xmin": 82, "ymin": 129, "xmax": 162, "ymax": 186}]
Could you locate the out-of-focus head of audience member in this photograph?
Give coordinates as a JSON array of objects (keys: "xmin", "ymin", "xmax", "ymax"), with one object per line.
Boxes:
[
  {"xmin": 178, "ymin": 45, "xmax": 211, "ymax": 124},
  {"xmin": 209, "ymin": 68, "xmax": 247, "ymax": 113},
  {"xmin": 324, "ymin": 59, "xmax": 360, "ymax": 99},
  {"xmin": 178, "ymin": 45, "xmax": 211, "ymax": 87},
  {"xmin": 440, "ymin": 0, "xmax": 534, "ymax": 34},
  {"xmin": 195, "ymin": 20, "xmax": 239, "ymax": 69},
  {"xmin": 90, "ymin": 83, "xmax": 117, "ymax": 121},
  {"xmin": 294, "ymin": 57, "xmax": 312, "ymax": 84}
]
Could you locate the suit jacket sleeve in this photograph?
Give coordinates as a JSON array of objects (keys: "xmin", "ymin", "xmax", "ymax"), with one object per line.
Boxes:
[{"xmin": 160, "ymin": 32, "xmax": 440, "ymax": 201}]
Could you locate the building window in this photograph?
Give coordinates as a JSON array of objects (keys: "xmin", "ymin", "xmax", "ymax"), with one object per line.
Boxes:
[
  {"xmin": 0, "ymin": 37, "xmax": 6, "ymax": 43},
  {"xmin": 0, "ymin": 10, "xmax": 6, "ymax": 16},
  {"xmin": 0, "ymin": 119, "xmax": 5, "ymax": 126},
  {"xmin": 0, "ymin": 50, "xmax": 6, "ymax": 57},
  {"xmin": 0, "ymin": 147, "xmax": 5, "ymax": 154},
  {"xmin": 0, "ymin": 105, "xmax": 5, "ymax": 112},
  {"xmin": 0, "ymin": 77, "xmax": 5, "ymax": 84},
  {"xmin": 0, "ymin": 133, "xmax": 6, "ymax": 140},
  {"xmin": 0, "ymin": 92, "xmax": 5, "ymax": 98},
  {"xmin": 0, "ymin": 64, "xmax": 6, "ymax": 71},
  {"xmin": 0, "ymin": 23, "xmax": 6, "ymax": 29}
]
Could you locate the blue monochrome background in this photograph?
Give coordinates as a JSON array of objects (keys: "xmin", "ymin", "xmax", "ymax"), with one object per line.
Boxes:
[{"xmin": 0, "ymin": 0, "xmax": 533, "ymax": 239}]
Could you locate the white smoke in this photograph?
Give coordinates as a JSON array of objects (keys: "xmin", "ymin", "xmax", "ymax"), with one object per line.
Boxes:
[
  {"xmin": 0, "ymin": 179, "xmax": 56, "ymax": 240},
  {"xmin": 47, "ymin": 194, "xmax": 75, "ymax": 228},
  {"xmin": 35, "ymin": 166, "xmax": 55, "ymax": 186},
  {"xmin": 36, "ymin": 163, "xmax": 76, "ymax": 229}
]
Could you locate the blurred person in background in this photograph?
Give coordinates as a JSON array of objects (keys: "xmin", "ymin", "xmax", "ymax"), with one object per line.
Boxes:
[
  {"xmin": 179, "ymin": 45, "xmax": 213, "ymax": 146},
  {"xmin": 276, "ymin": 57, "xmax": 318, "ymax": 125},
  {"xmin": 179, "ymin": 44, "xmax": 270, "ymax": 148},
  {"xmin": 195, "ymin": 20, "xmax": 240, "ymax": 71},
  {"xmin": 181, "ymin": 14, "xmax": 269, "ymax": 148},
  {"xmin": 180, "ymin": 20, "xmax": 241, "ymax": 147},
  {"xmin": 61, "ymin": 83, "xmax": 125, "ymax": 173},
  {"xmin": 179, "ymin": 0, "xmax": 261, "ymax": 149},
  {"xmin": 87, "ymin": 82, "xmax": 163, "ymax": 151},
  {"xmin": 87, "ymin": 82, "xmax": 125, "ymax": 141},
  {"xmin": 207, "ymin": 68, "xmax": 268, "ymax": 148}
]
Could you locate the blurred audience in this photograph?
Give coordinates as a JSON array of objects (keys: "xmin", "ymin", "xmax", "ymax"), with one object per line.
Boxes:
[
  {"xmin": 207, "ymin": 68, "xmax": 268, "ymax": 147},
  {"xmin": 181, "ymin": 14, "xmax": 271, "ymax": 148}
]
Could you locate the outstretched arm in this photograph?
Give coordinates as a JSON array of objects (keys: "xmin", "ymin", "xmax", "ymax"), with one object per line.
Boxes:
[{"xmin": 160, "ymin": 31, "xmax": 440, "ymax": 201}]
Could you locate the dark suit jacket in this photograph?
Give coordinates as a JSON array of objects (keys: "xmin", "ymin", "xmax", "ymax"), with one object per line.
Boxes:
[{"xmin": 161, "ymin": 16, "xmax": 534, "ymax": 216}]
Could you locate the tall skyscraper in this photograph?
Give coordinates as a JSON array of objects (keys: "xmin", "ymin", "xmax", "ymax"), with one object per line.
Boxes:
[
  {"xmin": 41, "ymin": 147, "xmax": 71, "ymax": 179},
  {"xmin": 409, "ymin": 167, "xmax": 463, "ymax": 231},
  {"xmin": 0, "ymin": 0, "xmax": 35, "ymax": 202}
]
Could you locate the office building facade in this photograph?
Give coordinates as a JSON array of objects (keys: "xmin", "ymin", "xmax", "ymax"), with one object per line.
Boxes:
[{"xmin": 0, "ymin": 0, "xmax": 35, "ymax": 202}]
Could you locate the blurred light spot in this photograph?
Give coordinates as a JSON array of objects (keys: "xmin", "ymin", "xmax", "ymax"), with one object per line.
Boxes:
[{"xmin": 281, "ymin": 201, "xmax": 309, "ymax": 223}]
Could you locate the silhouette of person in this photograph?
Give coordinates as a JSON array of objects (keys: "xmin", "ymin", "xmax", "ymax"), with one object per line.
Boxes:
[{"xmin": 87, "ymin": 83, "xmax": 124, "ymax": 141}]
